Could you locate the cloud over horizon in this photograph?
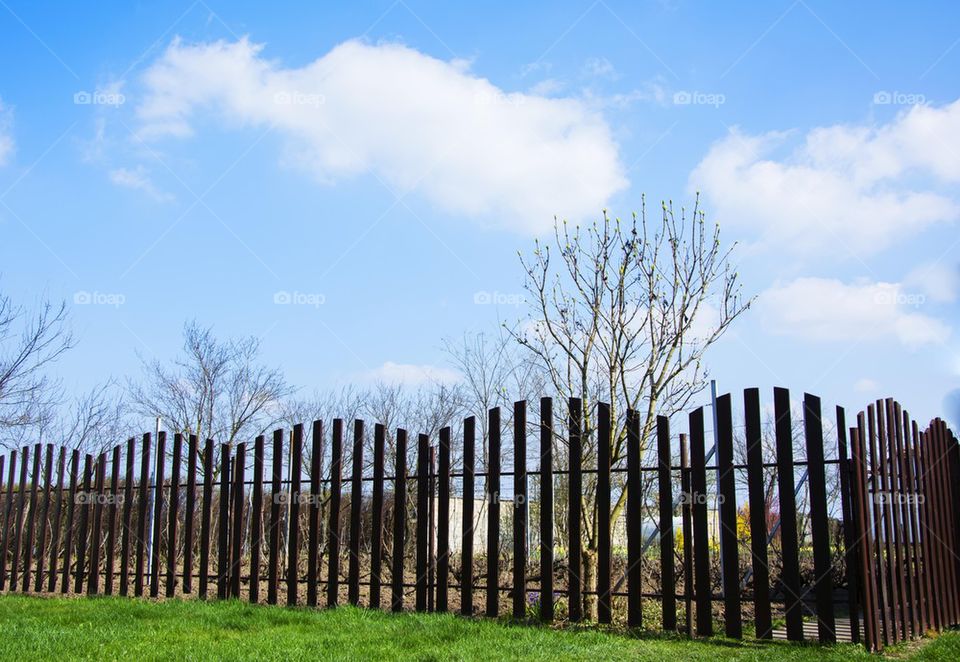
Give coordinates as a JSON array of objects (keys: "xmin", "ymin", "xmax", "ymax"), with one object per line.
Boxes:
[{"xmin": 134, "ymin": 37, "xmax": 628, "ymax": 233}]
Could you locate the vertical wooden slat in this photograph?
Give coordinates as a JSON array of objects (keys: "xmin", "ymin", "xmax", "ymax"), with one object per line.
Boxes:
[
  {"xmin": 416, "ymin": 433, "xmax": 429, "ymax": 612},
  {"xmin": 0, "ymin": 450, "xmax": 14, "ymax": 591},
  {"xmin": 680, "ymin": 434, "xmax": 694, "ymax": 637},
  {"xmin": 656, "ymin": 415, "xmax": 676, "ymax": 631},
  {"xmin": 836, "ymin": 408, "xmax": 861, "ymax": 644},
  {"xmin": 944, "ymin": 422, "xmax": 960, "ymax": 625},
  {"xmin": 596, "ymin": 402, "xmax": 612, "ymax": 625},
  {"xmin": 803, "ymin": 393, "xmax": 835, "ymax": 643},
  {"xmin": 74, "ymin": 453, "xmax": 93, "ymax": 594},
  {"xmin": 369, "ymin": 423, "xmax": 386, "ymax": 610},
  {"xmin": 938, "ymin": 421, "xmax": 960, "ymax": 625},
  {"xmin": 851, "ymin": 424, "xmax": 881, "ymax": 652},
  {"xmin": 307, "ymin": 421, "xmax": 323, "ymax": 608},
  {"xmin": 626, "ymin": 409, "xmax": 642, "ymax": 628},
  {"xmin": 567, "ymin": 398, "xmax": 583, "ymax": 623},
  {"xmin": 774, "ymin": 387, "xmax": 802, "ymax": 641},
  {"xmin": 104, "ymin": 445, "xmax": 120, "ymax": 596},
  {"xmin": 348, "ymin": 420, "xmax": 363, "ymax": 606},
  {"xmin": 87, "ymin": 454, "xmax": 106, "ymax": 595},
  {"xmin": 134, "ymin": 434, "xmax": 151, "ymax": 597},
  {"xmin": 538, "ymin": 401, "xmax": 553, "ymax": 623},
  {"xmin": 486, "ymin": 407, "xmax": 501, "ymax": 618},
  {"xmin": 33, "ymin": 444, "xmax": 54, "ymax": 592},
  {"xmin": 199, "ymin": 439, "xmax": 214, "ymax": 600},
  {"xmin": 266, "ymin": 430, "xmax": 282, "ymax": 605},
  {"xmin": 892, "ymin": 404, "xmax": 917, "ymax": 637},
  {"xmin": 436, "ymin": 426, "xmax": 450, "ymax": 613},
  {"xmin": 287, "ymin": 425, "xmax": 303, "ymax": 607},
  {"xmin": 183, "ymin": 435, "xmax": 198, "ymax": 594},
  {"xmin": 216, "ymin": 443, "xmax": 231, "ymax": 600},
  {"xmin": 874, "ymin": 404, "xmax": 900, "ymax": 641},
  {"xmin": 920, "ymin": 424, "xmax": 943, "ymax": 631},
  {"xmin": 865, "ymin": 409, "xmax": 892, "ymax": 644},
  {"xmin": 743, "ymin": 388, "xmax": 771, "ymax": 638},
  {"xmin": 882, "ymin": 400, "xmax": 908, "ymax": 640},
  {"xmin": 902, "ymin": 416, "xmax": 926, "ymax": 633},
  {"xmin": 512, "ymin": 400, "xmax": 527, "ymax": 619},
  {"xmin": 10, "ymin": 446, "xmax": 28, "ymax": 591},
  {"xmin": 391, "ymin": 428, "xmax": 407, "ymax": 612},
  {"xmin": 462, "ymin": 418, "xmax": 476, "ymax": 617},
  {"xmin": 715, "ymin": 394, "xmax": 741, "ymax": 639},
  {"xmin": 327, "ymin": 420, "xmax": 343, "ymax": 608},
  {"xmin": 119, "ymin": 439, "xmax": 135, "ymax": 596},
  {"xmin": 21, "ymin": 444, "xmax": 41, "ymax": 592},
  {"xmin": 250, "ymin": 435, "xmax": 264, "ymax": 604},
  {"xmin": 931, "ymin": 421, "xmax": 958, "ymax": 625},
  {"xmin": 150, "ymin": 432, "xmax": 167, "ymax": 598},
  {"xmin": 690, "ymin": 407, "xmax": 712, "ymax": 636},
  {"xmin": 47, "ymin": 447, "xmax": 66, "ymax": 593},
  {"xmin": 60, "ymin": 449, "xmax": 80, "ymax": 594},
  {"xmin": 167, "ymin": 433, "xmax": 182, "ymax": 598},
  {"xmin": 230, "ymin": 442, "xmax": 246, "ymax": 598},
  {"xmin": 428, "ymin": 446, "xmax": 436, "ymax": 612}
]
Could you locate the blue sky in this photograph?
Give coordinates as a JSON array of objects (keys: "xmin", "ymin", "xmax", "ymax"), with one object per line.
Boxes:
[{"xmin": 1, "ymin": 0, "xmax": 958, "ymax": 427}]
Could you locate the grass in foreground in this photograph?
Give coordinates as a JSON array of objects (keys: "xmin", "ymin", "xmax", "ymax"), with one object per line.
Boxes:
[{"xmin": 0, "ymin": 595, "xmax": 956, "ymax": 661}]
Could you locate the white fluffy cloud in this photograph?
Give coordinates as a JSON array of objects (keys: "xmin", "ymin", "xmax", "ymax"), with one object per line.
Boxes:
[
  {"xmin": 0, "ymin": 99, "xmax": 13, "ymax": 166},
  {"xmin": 109, "ymin": 166, "xmax": 174, "ymax": 202},
  {"xmin": 690, "ymin": 99, "xmax": 960, "ymax": 255},
  {"xmin": 135, "ymin": 37, "xmax": 627, "ymax": 233},
  {"xmin": 363, "ymin": 361, "xmax": 461, "ymax": 387},
  {"xmin": 760, "ymin": 277, "xmax": 950, "ymax": 349}
]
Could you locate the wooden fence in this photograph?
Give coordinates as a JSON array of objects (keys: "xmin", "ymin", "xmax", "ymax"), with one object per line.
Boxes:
[{"xmin": 0, "ymin": 387, "xmax": 957, "ymax": 652}]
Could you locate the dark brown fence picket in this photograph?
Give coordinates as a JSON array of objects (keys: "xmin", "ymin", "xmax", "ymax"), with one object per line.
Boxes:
[
  {"xmin": 167, "ymin": 433, "xmax": 182, "ymax": 598},
  {"xmin": 656, "ymin": 414, "xmax": 675, "ymax": 631},
  {"xmin": 836, "ymin": 407, "xmax": 861, "ymax": 644},
  {"xmin": 537, "ymin": 400, "xmax": 552, "ymax": 623},
  {"xmin": 391, "ymin": 428, "xmax": 407, "ymax": 613},
  {"xmin": 183, "ymin": 435, "xmax": 198, "ymax": 595},
  {"xmin": 416, "ymin": 433, "xmax": 429, "ymax": 613},
  {"xmin": 596, "ymin": 403, "xmax": 612, "ymax": 625},
  {"xmin": 803, "ymin": 394, "xmax": 835, "ymax": 642},
  {"xmin": 266, "ymin": 430, "xmax": 282, "ymax": 605},
  {"xmin": 0, "ymin": 450, "xmax": 13, "ymax": 591},
  {"xmin": 134, "ymin": 434, "xmax": 151, "ymax": 597},
  {"xmin": 486, "ymin": 407, "xmax": 500, "ymax": 618},
  {"xmin": 74, "ymin": 453, "xmax": 93, "ymax": 594},
  {"xmin": 88, "ymin": 454, "xmax": 106, "ymax": 596},
  {"xmin": 773, "ymin": 388, "xmax": 802, "ymax": 641},
  {"xmin": 436, "ymin": 426, "xmax": 450, "ymax": 613},
  {"xmin": 715, "ymin": 394, "xmax": 740, "ymax": 639},
  {"xmin": 512, "ymin": 400, "xmax": 527, "ymax": 620},
  {"xmin": 287, "ymin": 425, "xmax": 303, "ymax": 607},
  {"xmin": 22, "ymin": 444, "xmax": 41, "ymax": 592},
  {"xmin": 105, "ymin": 445, "xmax": 120, "ymax": 596},
  {"xmin": 348, "ymin": 421, "xmax": 363, "ymax": 606},
  {"xmin": 250, "ymin": 435, "xmax": 264, "ymax": 604},
  {"xmin": 34, "ymin": 444, "xmax": 53, "ymax": 593},
  {"xmin": 370, "ymin": 423, "xmax": 386, "ymax": 610},
  {"xmin": 689, "ymin": 407, "xmax": 711, "ymax": 637},
  {"xmin": 307, "ymin": 421, "xmax": 322, "ymax": 608},
  {"xmin": 47, "ymin": 447, "xmax": 66, "ymax": 593},
  {"xmin": 231, "ymin": 442, "xmax": 246, "ymax": 599},
  {"xmin": 567, "ymin": 398, "xmax": 582, "ymax": 623},
  {"xmin": 327, "ymin": 420, "xmax": 343, "ymax": 608},
  {"xmin": 10, "ymin": 445, "xmax": 30, "ymax": 591},
  {"xmin": 217, "ymin": 444, "xmax": 231, "ymax": 600},
  {"xmin": 743, "ymin": 388, "xmax": 771, "ymax": 639},
  {"xmin": 61, "ymin": 449, "xmax": 78, "ymax": 594},
  {"xmin": 119, "ymin": 439, "xmax": 134, "ymax": 596},
  {"xmin": 461, "ymin": 417, "xmax": 475, "ymax": 617},
  {"xmin": 199, "ymin": 439, "xmax": 214, "ymax": 600},
  {"xmin": 679, "ymin": 433, "xmax": 694, "ymax": 637},
  {"xmin": 626, "ymin": 409, "xmax": 642, "ymax": 628}
]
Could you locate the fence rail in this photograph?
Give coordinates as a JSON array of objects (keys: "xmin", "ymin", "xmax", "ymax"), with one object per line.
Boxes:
[{"xmin": 0, "ymin": 387, "xmax": 957, "ymax": 653}]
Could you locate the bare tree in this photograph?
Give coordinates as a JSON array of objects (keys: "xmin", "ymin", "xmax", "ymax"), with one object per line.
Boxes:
[
  {"xmin": 512, "ymin": 196, "xmax": 751, "ymax": 618},
  {"xmin": 128, "ymin": 321, "xmax": 292, "ymax": 474}
]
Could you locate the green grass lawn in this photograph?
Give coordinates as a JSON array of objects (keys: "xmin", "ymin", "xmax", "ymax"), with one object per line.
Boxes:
[{"xmin": 0, "ymin": 595, "xmax": 956, "ymax": 661}]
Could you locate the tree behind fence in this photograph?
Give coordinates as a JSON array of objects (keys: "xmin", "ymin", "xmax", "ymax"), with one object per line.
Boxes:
[{"xmin": 0, "ymin": 387, "xmax": 956, "ymax": 653}]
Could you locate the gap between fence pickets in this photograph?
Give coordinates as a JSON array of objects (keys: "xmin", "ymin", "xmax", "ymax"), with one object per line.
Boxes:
[{"xmin": 0, "ymin": 390, "xmax": 956, "ymax": 653}]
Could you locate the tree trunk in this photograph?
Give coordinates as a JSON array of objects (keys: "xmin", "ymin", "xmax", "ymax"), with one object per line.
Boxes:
[{"xmin": 582, "ymin": 546, "xmax": 597, "ymax": 620}]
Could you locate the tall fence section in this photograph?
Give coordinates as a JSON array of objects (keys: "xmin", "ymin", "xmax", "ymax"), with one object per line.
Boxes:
[{"xmin": 0, "ymin": 387, "xmax": 957, "ymax": 652}]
